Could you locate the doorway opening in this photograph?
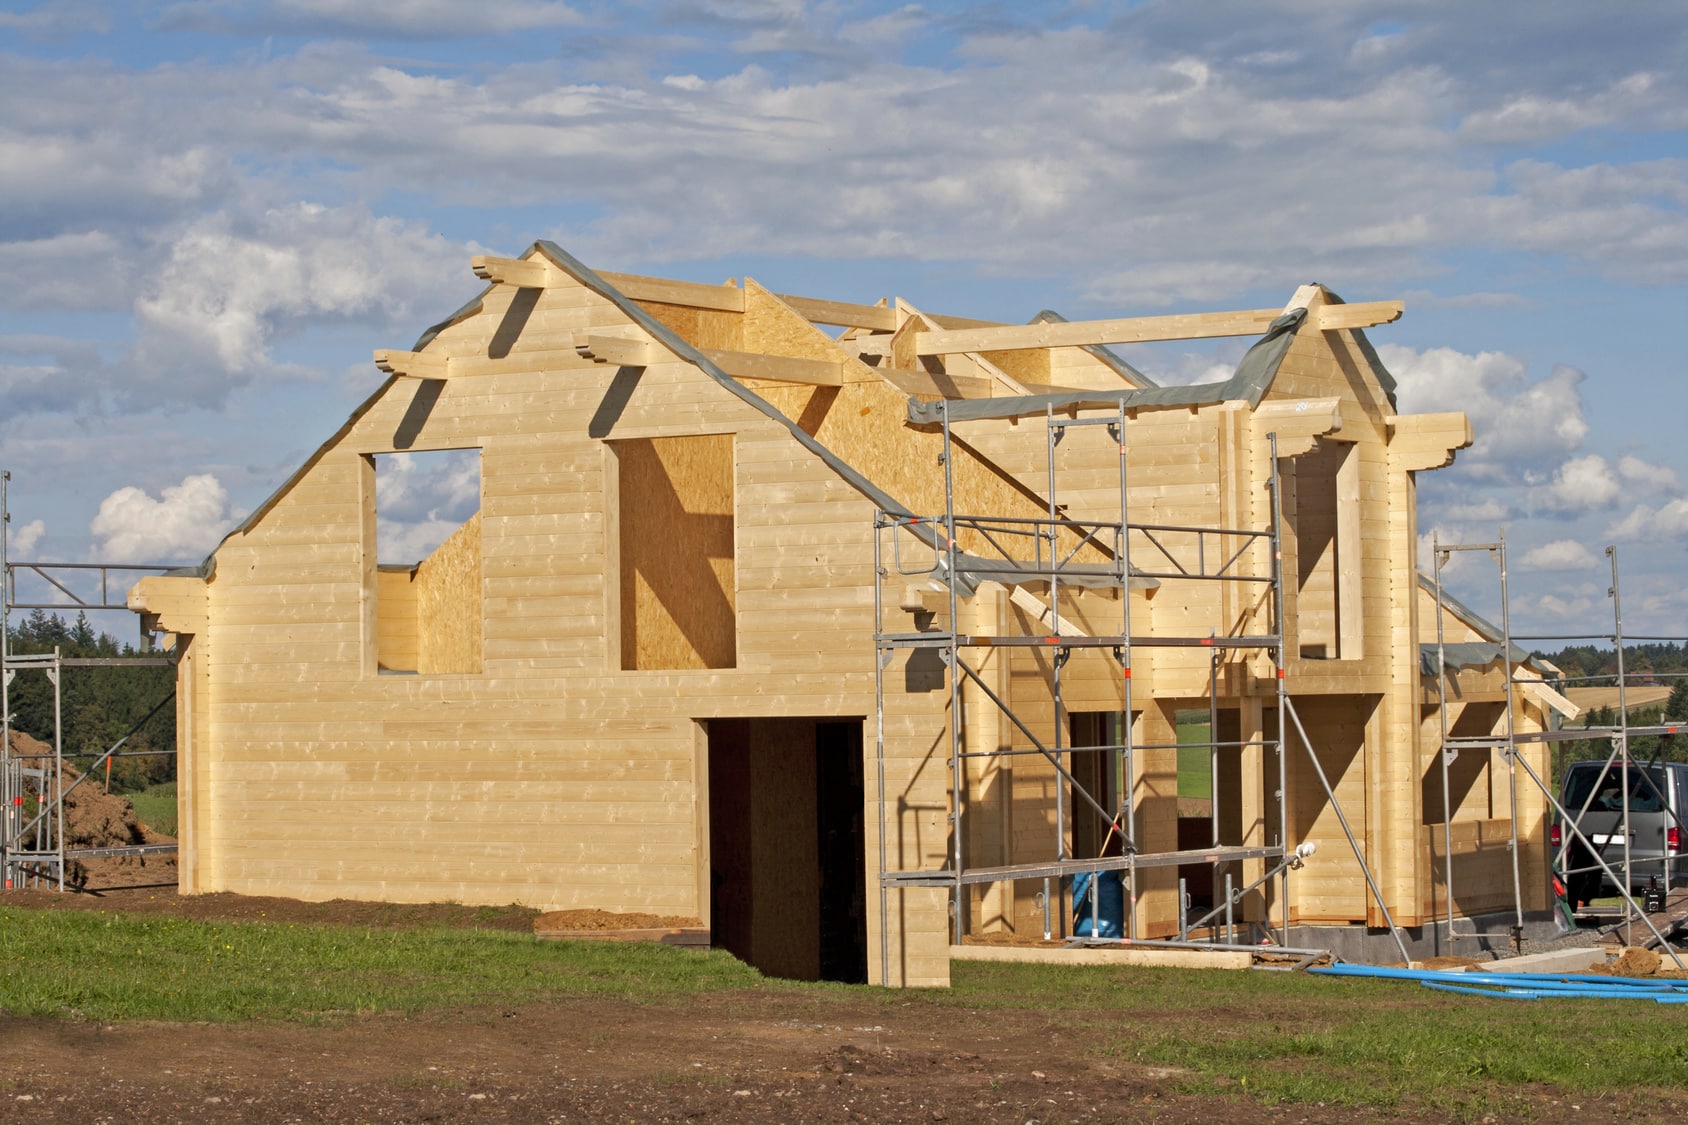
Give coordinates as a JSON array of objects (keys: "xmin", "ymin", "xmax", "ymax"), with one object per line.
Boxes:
[{"xmin": 707, "ymin": 717, "xmax": 866, "ymax": 983}]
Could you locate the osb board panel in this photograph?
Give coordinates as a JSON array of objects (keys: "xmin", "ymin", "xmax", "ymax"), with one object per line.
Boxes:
[
  {"xmin": 615, "ymin": 434, "xmax": 736, "ymax": 671},
  {"xmin": 416, "ymin": 510, "xmax": 483, "ymax": 674},
  {"xmin": 635, "ymin": 300, "xmax": 744, "ymax": 353}
]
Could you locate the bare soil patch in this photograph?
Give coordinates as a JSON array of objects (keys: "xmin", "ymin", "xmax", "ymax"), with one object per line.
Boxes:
[
  {"xmin": 0, "ymin": 885, "xmax": 538, "ymax": 932},
  {"xmin": 532, "ymin": 908, "xmax": 697, "ymax": 932},
  {"xmin": 0, "ymin": 884, "xmax": 1675, "ymax": 1123}
]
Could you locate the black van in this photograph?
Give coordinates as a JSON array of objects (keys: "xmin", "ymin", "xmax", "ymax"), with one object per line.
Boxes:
[{"xmin": 1554, "ymin": 759, "xmax": 1688, "ymax": 907}]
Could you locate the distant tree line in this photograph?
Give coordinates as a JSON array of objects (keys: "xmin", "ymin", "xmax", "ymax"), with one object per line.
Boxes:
[
  {"xmin": 1538, "ymin": 641, "xmax": 1688, "ymax": 686},
  {"xmin": 5, "ymin": 609, "xmax": 175, "ymax": 792}
]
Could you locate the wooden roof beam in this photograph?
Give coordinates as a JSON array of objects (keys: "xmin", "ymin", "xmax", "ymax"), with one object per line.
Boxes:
[
  {"xmin": 373, "ymin": 349, "xmax": 449, "ymax": 379},
  {"xmin": 576, "ymin": 334, "xmax": 660, "ymax": 367},
  {"xmin": 470, "ymin": 255, "xmax": 559, "ymax": 287},
  {"xmin": 773, "ymin": 293, "xmax": 897, "ymax": 331},
  {"xmin": 1386, "ymin": 412, "xmax": 1474, "ymax": 471},
  {"xmin": 913, "ymin": 301, "xmax": 1404, "ymax": 354},
  {"xmin": 472, "ymin": 255, "xmax": 902, "ymax": 329},
  {"xmin": 701, "ymin": 349, "xmax": 844, "ymax": 387}
]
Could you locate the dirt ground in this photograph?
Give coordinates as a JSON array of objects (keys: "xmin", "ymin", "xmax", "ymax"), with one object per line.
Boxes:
[{"xmin": 0, "ymin": 887, "xmax": 1678, "ymax": 1124}]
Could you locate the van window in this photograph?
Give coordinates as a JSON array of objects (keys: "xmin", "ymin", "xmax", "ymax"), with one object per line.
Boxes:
[{"xmin": 1563, "ymin": 764, "xmax": 1668, "ymax": 814}]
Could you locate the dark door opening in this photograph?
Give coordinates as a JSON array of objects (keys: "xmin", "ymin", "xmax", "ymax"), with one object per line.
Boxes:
[{"xmin": 707, "ymin": 717, "xmax": 866, "ymax": 983}]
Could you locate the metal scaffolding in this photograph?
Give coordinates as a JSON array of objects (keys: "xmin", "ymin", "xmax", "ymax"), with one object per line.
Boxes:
[
  {"xmin": 871, "ymin": 403, "xmax": 1408, "ymax": 979},
  {"xmin": 1430, "ymin": 536, "xmax": 1688, "ymax": 965},
  {"xmin": 0, "ymin": 470, "xmax": 181, "ymax": 891}
]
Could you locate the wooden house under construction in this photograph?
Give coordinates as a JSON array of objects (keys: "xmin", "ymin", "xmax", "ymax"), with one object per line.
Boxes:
[{"xmin": 130, "ymin": 240, "xmax": 1569, "ymax": 986}]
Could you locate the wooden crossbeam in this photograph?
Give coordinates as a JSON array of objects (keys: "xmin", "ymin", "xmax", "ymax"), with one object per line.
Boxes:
[
  {"xmin": 914, "ymin": 301, "xmax": 1404, "ymax": 354},
  {"xmin": 700, "ymin": 349, "xmax": 844, "ymax": 387},
  {"xmin": 1005, "ymin": 585, "xmax": 1091, "ymax": 637},
  {"xmin": 774, "ymin": 293, "xmax": 897, "ymax": 331},
  {"xmin": 598, "ymin": 271, "xmax": 745, "ymax": 313},
  {"xmin": 373, "ymin": 349, "xmax": 448, "ymax": 378},
  {"xmin": 470, "ymin": 255, "xmax": 557, "ymax": 287},
  {"xmin": 1386, "ymin": 412, "xmax": 1474, "ymax": 471},
  {"xmin": 469, "ymin": 255, "xmax": 903, "ymax": 329},
  {"xmin": 875, "ymin": 366, "xmax": 994, "ymax": 400},
  {"xmin": 1313, "ymin": 301, "xmax": 1405, "ymax": 331},
  {"xmin": 576, "ymin": 335, "xmax": 659, "ymax": 367}
]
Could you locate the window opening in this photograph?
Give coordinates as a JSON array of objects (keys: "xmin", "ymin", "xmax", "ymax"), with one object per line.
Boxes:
[{"xmin": 368, "ymin": 448, "xmax": 482, "ymax": 675}]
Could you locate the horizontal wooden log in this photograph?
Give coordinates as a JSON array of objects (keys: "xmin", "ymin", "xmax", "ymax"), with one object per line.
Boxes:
[
  {"xmin": 915, "ymin": 301, "xmax": 1405, "ymax": 354},
  {"xmin": 700, "ymin": 348, "xmax": 844, "ymax": 387}
]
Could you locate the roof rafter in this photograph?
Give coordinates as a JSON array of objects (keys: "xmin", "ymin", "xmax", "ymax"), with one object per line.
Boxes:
[{"xmin": 913, "ymin": 301, "xmax": 1405, "ymax": 355}]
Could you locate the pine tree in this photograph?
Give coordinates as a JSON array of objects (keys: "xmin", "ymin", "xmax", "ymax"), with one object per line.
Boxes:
[{"xmin": 1667, "ymin": 679, "xmax": 1688, "ymax": 723}]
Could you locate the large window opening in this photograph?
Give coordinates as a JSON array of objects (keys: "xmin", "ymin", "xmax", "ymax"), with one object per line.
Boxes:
[
  {"xmin": 613, "ymin": 435, "xmax": 736, "ymax": 670},
  {"xmin": 367, "ymin": 448, "xmax": 482, "ymax": 675}
]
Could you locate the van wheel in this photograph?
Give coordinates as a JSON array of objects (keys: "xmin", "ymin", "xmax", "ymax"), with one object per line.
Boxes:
[{"xmin": 1569, "ymin": 873, "xmax": 1599, "ymax": 909}]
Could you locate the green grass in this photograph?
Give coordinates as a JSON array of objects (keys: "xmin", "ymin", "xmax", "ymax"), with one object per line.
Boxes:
[
  {"xmin": 936, "ymin": 960, "xmax": 1688, "ymax": 1115},
  {"xmin": 126, "ymin": 781, "xmax": 177, "ymax": 837},
  {"xmin": 1176, "ymin": 721, "xmax": 1211, "ymax": 799},
  {"xmin": 8, "ymin": 906, "xmax": 1688, "ymax": 1116},
  {"xmin": 0, "ymin": 908, "xmax": 761, "ymax": 1021}
]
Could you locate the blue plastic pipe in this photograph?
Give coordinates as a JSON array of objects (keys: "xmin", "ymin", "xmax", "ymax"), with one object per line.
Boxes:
[{"xmin": 1310, "ymin": 962, "xmax": 1688, "ymax": 1001}]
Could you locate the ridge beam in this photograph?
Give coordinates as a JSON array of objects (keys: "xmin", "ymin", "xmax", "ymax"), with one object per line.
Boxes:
[
  {"xmin": 470, "ymin": 255, "xmax": 559, "ymax": 287},
  {"xmin": 914, "ymin": 301, "xmax": 1404, "ymax": 354}
]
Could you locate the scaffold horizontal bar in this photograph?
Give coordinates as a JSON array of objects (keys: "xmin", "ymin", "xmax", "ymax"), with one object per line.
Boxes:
[
  {"xmin": 1512, "ymin": 725, "xmax": 1687, "ymax": 744},
  {"xmin": 878, "ymin": 633, "xmax": 1282, "ymax": 650},
  {"xmin": 882, "ymin": 845, "xmax": 1283, "ymax": 887},
  {"xmin": 959, "ymin": 738, "xmax": 1279, "ymax": 760},
  {"xmin": 66, "ymin": 844, "xmax": 178, "ymax": 859},
  {"xmin": 60, "ymin": 657, "xmax": 175, "ymax": 667}
]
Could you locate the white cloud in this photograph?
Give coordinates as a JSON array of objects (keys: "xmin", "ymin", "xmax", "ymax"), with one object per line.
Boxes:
[
  {"xmin": 1530, "ymin": 590, "xmax": 1604, "ymax": 623},
  {"xmin": 158, "ymin": 0, "xmax": 582, "ymax": 36},
  {"xmin": 90, "ymin": 474, "xmax": 236, "ymax": 562},
  {"xmin": 1519, "ymin": 539, "xmax": 1600, "ymax": 571},
  {"xmin": 1438, "ymin": 499, "xmax": 1510, "ymax": 523},
  {"xmin": 0, "ymin": 231, "xmax": 133, "ymax": 312},
  {"xmin": 1618, "ymin": 455, "xmax": 1683, "ymax": 494},
  {"xmin": 1610, "ymin": 499, "xmax": 1688, "ymax": 541},
  {"xmin": 1533, "ymin": 454, "xmax": 1621, "ymax": 513},
  {"xmin": 5, "ymin": 519, "xmax": 45, "ymax": 557},
  {"xmin": 129, "ymin": 203, "xmax": 482, "ymax": 406},
  {"xmin": 2, "ymin": 8, "xmax": 1685, "ymax": 310},
  {"xmin": 1380, "ymin": 345, "xmax": 1591, "ymax": 468},
  {"xmin": 373, "ymin": 449, "xmax": 480, "ymax": 562}
]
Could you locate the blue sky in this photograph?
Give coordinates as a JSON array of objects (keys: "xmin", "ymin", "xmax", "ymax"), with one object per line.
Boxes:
[{"xmin": 2, "ymin": 0, "xmax": 1687, "ymax": 642}]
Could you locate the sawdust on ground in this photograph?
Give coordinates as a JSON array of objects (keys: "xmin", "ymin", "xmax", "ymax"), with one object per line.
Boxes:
[{"xmin": 532, "ymin": 908, "xmax": 699, "ymax": 931}]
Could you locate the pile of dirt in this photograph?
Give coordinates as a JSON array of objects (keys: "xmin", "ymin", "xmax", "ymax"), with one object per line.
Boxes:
[
  {"xmin": 533, "ymin": 909, "xmax": 699, "ymax": 932},
  {"xmin": 1578, "ymin": 944, "xmax": 1688, "ymax": 978},
  {"xmin": 0, "ymin": 887, "xmax": 540, "ymax": 930},
  {"xmin": 6, "ymin": 730, "xmax": 176, "ymax": 889}
]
